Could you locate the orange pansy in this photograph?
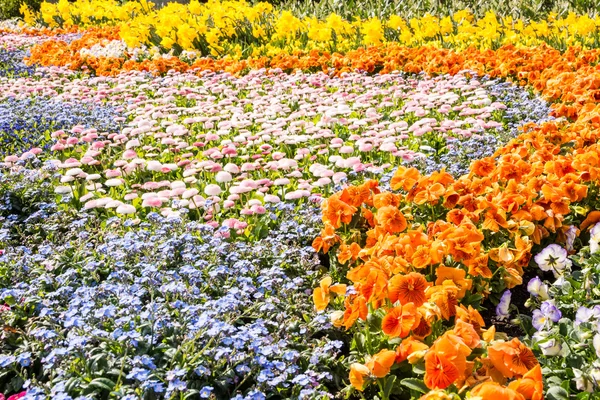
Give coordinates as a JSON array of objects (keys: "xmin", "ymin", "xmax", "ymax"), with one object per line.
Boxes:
[
  {"xmin": 349, "ymin": 363, "xmax": 370, "ymax": 391},
  {"xmin": 366, "ymin": 349, "xmax": 397, "ymax": 378},
  {"xmin": 424, "ymin": 332, "xmax": 472, "ymax": 389},
  {"xmin": 419, "ymin": 389, "xmax": 453, "ymax": 400},
  {"xmin": 373, "ymin": 192, "xmax": 402, "ymax": 209},
  {"xmin": 424, "ymin": 352, "xmax": 460, "ymax": 390},
  {"xmin": 382, "ymin": 302, "xmax": 421, "ymax": 338},
  {"xmin": 396, "ymin": 336, "xmax": 429, "ymax": 363},
  {"xmin": 507, "ymin": 364, "xmax": 543, "ymax": 400},
  {"xmin": 312, "ymin": 276, "xmax": 347, "ymax": 312},
  {"xmin": 451, "ymin": 319, "xmax": 480, "ymax": 349},
  {"xmin": 388, "ymin": 272, "xmax": 429, "ymax": 307},
  {"xmin": 471, "ymin": 382, "xmax": 525, "ymax": 400},
  {"xmin": 376, "ymin": 205, "xmax": 408, "ymax": 233},
  {"xmin": 391, "ymin": 166, "xmax": 421, "ymax": 191},
  {"xmin": 435, "ymin": 266, "xmax": 472, "ymax": 299},
  {"xmin": 455, "ymin": 305, "xmax": 485, "ymax": 333},
  {"xmin": 342, "ymin": 294, "xmax": 368, "ymax": 330},
  {"xmin": 337, "ymin": 242, "xmax": 361, "ymax": 264},
  {"xmin": 488, "ymin": 338, "xmax": 539, "ymax": 379},
  {"xmin": 471, "ymin": 157, "xmax": 496, "ymax": 177},
  {"xmin": 413, "ymin": 182, "xmax": 446, "ymax": 205},
  {"xmin": 322, "ymin": 194, "xmax": 357, "ymax": 229},
  {"xmin": 427, "ymin": 281, "xmax": 459, "ymax": 320}
]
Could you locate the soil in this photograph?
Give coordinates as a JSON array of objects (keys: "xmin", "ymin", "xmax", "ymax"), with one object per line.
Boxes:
[{"xmin": 479, "ymin": 266, "xmax": 555, "ymax": 338}]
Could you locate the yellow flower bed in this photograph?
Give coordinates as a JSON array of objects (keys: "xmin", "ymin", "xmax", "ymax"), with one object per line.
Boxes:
[{"xmin": 21, "ymin": 0, "xmax": 600, "ymax": 58}]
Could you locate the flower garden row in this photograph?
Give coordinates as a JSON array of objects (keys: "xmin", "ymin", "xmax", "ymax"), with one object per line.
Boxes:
[
  {"xmin": 17, "ymin": 0, "xmax": 600, "ymax": 57},
  {"xmin": 2, "ymin": 4, "xmax": 600, "ymax": 400}
]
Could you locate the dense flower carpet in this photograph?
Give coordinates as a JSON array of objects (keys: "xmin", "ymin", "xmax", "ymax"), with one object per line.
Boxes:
[{"xmin": 2, "ymin": 1, "xmax": 600, "ymax": 399}]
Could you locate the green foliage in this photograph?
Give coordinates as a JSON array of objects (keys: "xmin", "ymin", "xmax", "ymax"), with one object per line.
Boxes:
[
  {"xmin": 0, "ymin": 0, "xmax": 42, "ymax": 20},
  {"xmin": 254, "ymin": 0, "xmax": 600, "ymax": 21}
]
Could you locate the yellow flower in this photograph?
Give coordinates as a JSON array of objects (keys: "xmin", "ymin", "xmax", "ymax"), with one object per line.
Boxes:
[
  {"xmin": 453, "ymin": 9, "xmax": 473, "ymax": 24},
  {"xmin": 274, "ymin": 10, "xmax": 302, "ymax": 39},
  {"xmin": 361, "ymin": 18, "xmax": 384, "ymax": 45},
  {"xmin": 387, "ymin": 15, "xmax": 405, "ymax": 30},
  {"xmin": 307, "ymin": 19, "xmax": 331, "ymax": 42},
  {"xmin": 253, "ymin": 25, "xmax": 266, "ymax": 39},
  {"xmin": 206, "ymin": 28, "xmax": 223, "ymax": 55},
  {"xmin": 177, "ymin": 23, "xmax": 197, "ymax": 50},
  {"xmin": 254, "ymin": 2, "xmax": 273, "ymax": 14},
  {"xmin": 57, "ymin": 0, "xmax": 70, "ymax": 17},
  {"xmin": 189, "ymin": 0, "xmax": 202, "ymax": 14},
  {"xmin": 160, "ymin": 36, "xmax": 176, "ymax": 49},
  {"xmin": 20, "ymin": 4, "xmax": 36, "ymax": 26},
  {"xmin": 327, "ymin": 13, "xmax": 348, "ymax": 34},
  {"xmin": 440, "ymin": 16, "xmax": 453, "ymax": 35}
]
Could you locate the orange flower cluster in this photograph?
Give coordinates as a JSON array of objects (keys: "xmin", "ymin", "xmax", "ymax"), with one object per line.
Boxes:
[
  {"xmin": 25, "ymin": 27, "xmax": 193, "ymax": 76},
  {"xmin": 25, "ymin": 27, "xmax": 126, "ymax": 75},
  {"xmin": 23, "ymin": 29, "xmax": 600, "ymax": 104},
  {"xmin": 310, "ymin": 40, "xmax": 600, "ymax": 398},
  {"xmin": 313, "ymin": 116, "xmax": 600, "ymax": 393}
]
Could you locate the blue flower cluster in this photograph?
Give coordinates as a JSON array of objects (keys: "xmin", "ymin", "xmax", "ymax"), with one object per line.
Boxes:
[
  {"xmin": 0, "ymin": 48, "xmax": 35, "ymax": 78},
  {"xmin": 0, "ymin": 97, "xmax": 122, "ymax": 156},
  {"xmin": 407, "ymin": 76, "xmax": 552, "ymax": 177},
  {"xmin": 0, "ymin": 167, "xmax": 344, "ymax": 400}
]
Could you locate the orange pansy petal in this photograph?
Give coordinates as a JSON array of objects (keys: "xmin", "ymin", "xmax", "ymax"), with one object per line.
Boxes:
[{"xmin": 424, "ymin": 352, "xmax": 459, "ymax": 390}]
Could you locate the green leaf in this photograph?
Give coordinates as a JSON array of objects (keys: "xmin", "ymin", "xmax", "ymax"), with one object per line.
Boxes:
[
  {"xmin": 63, "ymin": 377, "xmax": 81, "ymax": 394},
  {"xmin": 559, "ymin": 321, "xmax": 569, "ymax": 336},
  {"xmin": 354, "ymin": 332, "xmax": 366, "ymax": 353},
  {"xmin": 546, "ymin": 386, "xmax": 569, "ymax": 400},
  {"xmin": 87, "ymin": 377, "xmax": 116, "ymax": 392},
  {"xmin": 412, "ymin": 360, "xmax": 425, "ymax": 375},
  {"xmin": 546, "ymin": 375, "xmax": 565, "ymax": 387},
  {"xmin": 383, "ymin": 375, "xmax": 397, "ymax": 399},
  {"xmin": 184, "ymin": 389, "xmax": 200, "ymax": 399},
  {"xmin": 400, "ymin": 378, "xmax": 428, "ymax": 394}
]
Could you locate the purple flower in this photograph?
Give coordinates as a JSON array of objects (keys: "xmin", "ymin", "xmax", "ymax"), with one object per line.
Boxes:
[
  {"xmin": 541, "ymin": 301, "xmax": 562, "ymax": 322},
  {"xmin": 534, "ymin": 244, "xmax": 571, "ymax": 277},
  {"xmin": 496, "ymin": 290, "xmax": 511, "ymax": 321},
  {"xmin": 575, "ymin": 305, "xmax": 600, "ymax": 326},
  {"xmin": 199, "ymin": 386, "xmax": 214, "ymax": 398},
  {"xmin": 532, "ymin": 301, "xmax": 562, "ymax": 330}
]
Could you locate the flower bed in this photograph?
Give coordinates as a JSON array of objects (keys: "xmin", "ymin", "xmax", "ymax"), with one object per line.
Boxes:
[{"xmin": 2, "ymin": 5, "xmax": 600, "ymax": 400}]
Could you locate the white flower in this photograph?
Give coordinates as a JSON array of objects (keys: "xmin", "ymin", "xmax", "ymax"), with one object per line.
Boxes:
[
  {"xmin": 274, "ymin": 178, "xmax": 290, "ymax": 186},
  {"xmin": 538, "ymin": 338, "xmax": 562, "ymax": 356},
  {"xmin": 534, "ymin": 244, "xmax": 571, "ymax": 277},
  {"xmin": 565, "ymin": 225, "xmax": 577, "ymax": 252},
  {"xmin": 215, "ymin": 171, "xmax": 232, "ymax": 183},
  {"xmin": 526, "ymin": 277, "xmax": 549, "ymax": 300},
  {"xmin": 86, "ymin": 174, "xmax": 101, "ymax": 181},
  {"xmin": 264, "ymin": 194, "xmax": 280, "ymax": 203},
  {"xmin": 594, "ymin": 334, "xmax": 600, "ymax": 358},
  {"xmin": 284, "ymin": 190, "xmax": 303, "ymax": 200},
  {"xmin": 182, "ymin": 189, "xmax": 199, "ymax": 199},
  {"xmin": 170, "ymin": 181, "xmax": 186, "ymax": 190},
  {"xmin": 224, "ymin": 163, "xmax": 240, "ymax": 174},
  {"xmin": 65, "ymin": 168, "xmax": 84, "ymax": 177},
  {"xmin": 204, "ymin": 184, "xmax": 222, "ymax": 196},
  {"xmin": 533, "ymin": 331, "xmax": 562, "ymax": 356},
  {"xmin": 146, "ymin": 161, "xmax": 163, "ymax": 172},
  {"xmin": 116, "ymin": 204, "xmax": 136, "ymax": 215},
  {"xmin": 573, "ymin": 368, "xmax": 594, "ymax": 393},
  {"xmin": 80, "ymin": 193, "xmax": 95, "ymax": 203},
  {"xmin": 54, "ymin": 186, "xmax": 72, "ymax": 194},
  {"xmin": 105, "ymin": 178, "xmax": 124, "ymax": 187},
  {"xmin": 590, "ymin": 222, "xmax": 600, "ymax": 254}
]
